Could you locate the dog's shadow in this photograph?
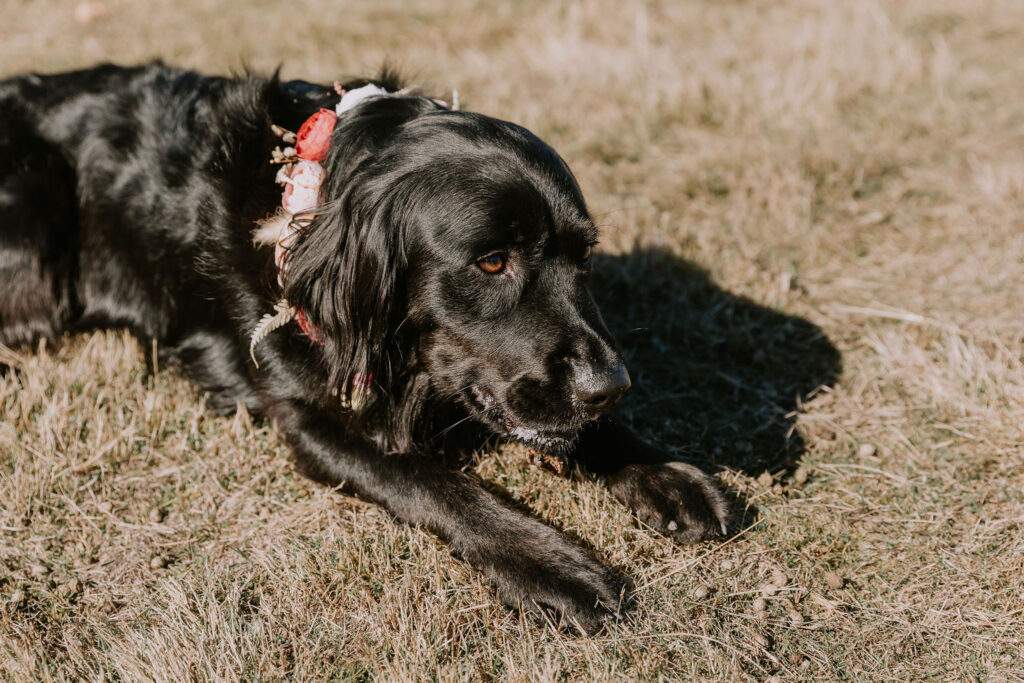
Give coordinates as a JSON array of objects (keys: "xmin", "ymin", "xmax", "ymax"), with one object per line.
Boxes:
[{"xmin": 593, "ymin": 248, "xmax": 841, "ymax": 478}]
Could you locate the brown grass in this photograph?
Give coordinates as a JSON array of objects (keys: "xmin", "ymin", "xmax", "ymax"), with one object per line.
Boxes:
[{"xmin": 2, "ymin": 0, "xmax": 1023, "ymax": 679}]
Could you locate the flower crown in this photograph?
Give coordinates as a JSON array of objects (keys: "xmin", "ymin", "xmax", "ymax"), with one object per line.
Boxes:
[{"xmin": 250, "ymin": 82, "xmax": 456, "ymax": 410}]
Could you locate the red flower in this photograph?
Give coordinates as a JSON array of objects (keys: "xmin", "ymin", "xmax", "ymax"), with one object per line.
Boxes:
[
  {"xmin": 294, "ymin": 309, "xmax": 324, "ymax": 345},
  {"xmin": 295, "ymin": 109, "xmax": 338, "ymax": 162}
]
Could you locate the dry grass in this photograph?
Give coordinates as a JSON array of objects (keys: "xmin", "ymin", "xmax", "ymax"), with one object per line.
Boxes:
[{"xmin": 2, "ymin": 0, "xmax": 1024, "ymax": 679}]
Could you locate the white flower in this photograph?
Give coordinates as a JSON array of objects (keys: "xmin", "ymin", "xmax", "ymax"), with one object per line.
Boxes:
[
  {"xmin": 335, "ymin": 83, "xmax": 390, "ymax": 115},
  {"xmin": 274, "ymin": 164, "xmax": 292, "ymax": 185}
]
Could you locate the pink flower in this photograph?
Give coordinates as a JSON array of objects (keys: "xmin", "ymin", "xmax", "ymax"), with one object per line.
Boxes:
[
  {"xmin": 295, "ymin": 108, "xmax": 337, "ymax": 162},
  {"xmin": 281, "ymin": 160, "xmax": 323, "ymax": 215}
]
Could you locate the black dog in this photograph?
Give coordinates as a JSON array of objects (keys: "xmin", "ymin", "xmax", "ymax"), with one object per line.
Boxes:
[{"xmin": 0, "ymin": 63, "xmax": 728, "ymax": 632}]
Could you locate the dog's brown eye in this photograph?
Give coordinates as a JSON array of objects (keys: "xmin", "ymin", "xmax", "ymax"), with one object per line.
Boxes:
[
  {"xmin": 478, "ymin": 253, "xmax": 507, "ymax": 274},
  {"xmin": 582, "ymin": 246, "xmax": 593, "ymax": 265}
]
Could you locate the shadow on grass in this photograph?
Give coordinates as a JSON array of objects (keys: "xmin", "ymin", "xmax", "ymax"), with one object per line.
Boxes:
[{"xmin": 594, "ymin": 248, "xmax": 841, "ymax": 477}]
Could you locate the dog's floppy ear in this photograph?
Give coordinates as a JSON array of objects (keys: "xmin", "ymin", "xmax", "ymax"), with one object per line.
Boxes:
[{"xmin": 282, "ymin": 95, "xmax": 441, "ymax": 408}]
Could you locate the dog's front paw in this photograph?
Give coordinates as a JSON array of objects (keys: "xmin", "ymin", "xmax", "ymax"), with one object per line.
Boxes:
[
  {"xmin": 607, "ymin": 461, "xmax": 730, "ymax": 543},
  {"xmin": 466, "ymin": 526, "xmax": 626, "ymax": 634}
]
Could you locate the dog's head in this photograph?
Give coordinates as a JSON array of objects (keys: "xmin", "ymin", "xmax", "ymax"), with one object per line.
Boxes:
[{"xmin": 284, "ymin": 93, "xmax": 629, "ymax": 450}]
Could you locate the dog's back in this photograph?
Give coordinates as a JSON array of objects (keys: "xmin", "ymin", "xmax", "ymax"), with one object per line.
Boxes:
[
  {"xmin": 0, "ymin": 64, "xmax": 274, "ymax": 350},
  {"xmin": 0, "ymin": 68, "xmax": 92, "ymax": 347}
]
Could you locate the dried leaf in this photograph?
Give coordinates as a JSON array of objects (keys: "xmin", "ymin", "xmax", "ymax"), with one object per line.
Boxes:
[{"xmin": 249, "ymin": 300, "xmax": 296, "ymax": 367}]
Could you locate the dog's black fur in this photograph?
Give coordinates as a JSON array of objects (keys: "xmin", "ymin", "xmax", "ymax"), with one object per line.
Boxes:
[{"xmin": 0, "ymin": 63, "xmax": 729, "ymax": 632}]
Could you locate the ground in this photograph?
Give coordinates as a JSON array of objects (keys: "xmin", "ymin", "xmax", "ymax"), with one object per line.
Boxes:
[{"xmin": 2, "ymin": 0, "xmax": 1023, "ymax": 679}]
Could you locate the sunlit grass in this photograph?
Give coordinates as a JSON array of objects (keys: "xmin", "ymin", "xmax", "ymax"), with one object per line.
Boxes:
[{"xmin": 2, "ymin": 0, "xmax": 1023, "ymax": 678}]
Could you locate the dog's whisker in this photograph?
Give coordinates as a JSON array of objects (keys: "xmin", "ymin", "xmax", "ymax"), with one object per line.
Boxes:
[
  {"xmin": 392, "ymin": 315, "xmax": 411, "ymax": 335},
  {"xmin": 432, "ymin": 413, "xmax": 477, "ymax": 440}
]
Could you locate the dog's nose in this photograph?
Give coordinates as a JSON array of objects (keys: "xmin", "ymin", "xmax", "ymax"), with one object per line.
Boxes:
[{"xmin": 575, "ymin": 363, "xmax": 631, "ymax": 414}]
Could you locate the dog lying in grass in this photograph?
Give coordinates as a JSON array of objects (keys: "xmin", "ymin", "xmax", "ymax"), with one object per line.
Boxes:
[{"xmin": 0, "ymin": 63, "xmax": 728, "ymax": 632}]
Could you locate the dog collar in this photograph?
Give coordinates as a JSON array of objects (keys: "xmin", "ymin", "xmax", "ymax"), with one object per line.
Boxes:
[
  {"xmin": 249, "ymin": 83, "xmax": 389, "ymax": 409},
  {"xmin": 251, "ymin": 83, "xmax": 458, "ymax": 407}
]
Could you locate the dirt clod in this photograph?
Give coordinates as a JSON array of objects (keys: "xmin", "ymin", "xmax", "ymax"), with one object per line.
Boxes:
[{"xmin": 824, "ymin": 572, "xmax": 844, "ymax": 590}]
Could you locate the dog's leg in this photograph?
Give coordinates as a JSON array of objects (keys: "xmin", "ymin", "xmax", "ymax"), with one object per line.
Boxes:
[
  {"xmin": 270, "ymin": 398, "xmax": 625, "ymax": 633},
  {"xmin": 570, "ymin": 417, "xmax": 731, "ymax": 543},
  {"xmin": 163, "ymin": 330, "xmax": 261, "ymax": 416},
  {"xmin": 0, "ymin": 117, "xmax": 79, "ymax": 348}
]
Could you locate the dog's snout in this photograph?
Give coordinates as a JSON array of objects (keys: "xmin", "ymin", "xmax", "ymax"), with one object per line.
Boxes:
[{"xmin": 574, "ymin": 363, "xmax": 631, "ymax": 414}]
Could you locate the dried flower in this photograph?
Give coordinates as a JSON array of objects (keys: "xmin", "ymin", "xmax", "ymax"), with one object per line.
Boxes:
[
  {"xmin": 295, "ymin": 108, "xmax": 337, "ymax": 162},
  {"xmin": 281, "ymin": 160, "xmax": 324, "ymax": 215}
]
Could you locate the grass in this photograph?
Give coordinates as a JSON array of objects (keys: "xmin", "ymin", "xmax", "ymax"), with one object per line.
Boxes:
[{"xmin": 2, "ymin": 0, "xmax": 1023, "ymax": 679}]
